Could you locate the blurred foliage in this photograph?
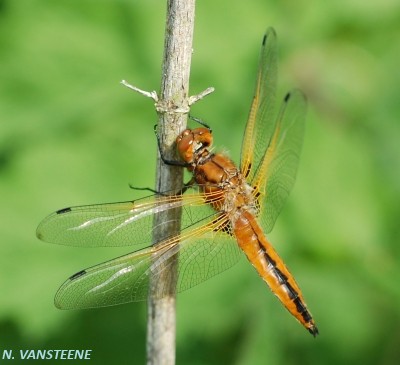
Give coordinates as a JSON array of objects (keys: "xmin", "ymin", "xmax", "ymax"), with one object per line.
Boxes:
[{"xmin": 1, "ymin": 0, "xmax": 399, "ymax": 364}]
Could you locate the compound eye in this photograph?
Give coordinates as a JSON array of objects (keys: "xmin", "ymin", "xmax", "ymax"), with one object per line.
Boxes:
[
  {"xmin": 193, "ymin": 128, "xmax": 212, "ymax": 148},
  {"xmin": 176, "ymin": 129, "xmax": 194, "ymax": 163}
]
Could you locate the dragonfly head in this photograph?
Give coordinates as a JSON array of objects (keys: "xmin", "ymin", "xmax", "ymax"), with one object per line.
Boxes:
[{"xmin": 176, "ymin": 127, "xmax": 213, "ymax": 163}]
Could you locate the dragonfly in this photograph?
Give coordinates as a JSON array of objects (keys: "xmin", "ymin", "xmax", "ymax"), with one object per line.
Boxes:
[{"xmin": 36, "ymin": 27, "xmax": 318, "ymax": 336}]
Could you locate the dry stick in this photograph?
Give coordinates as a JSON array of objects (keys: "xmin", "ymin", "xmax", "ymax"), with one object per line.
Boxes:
[
  {"xmin": 123, "ymin": 1, "xmax": 213, "ymax": 364},
  {"xmin": 150, "ymin": 2, "xmax": 192, "ymax": 363},
  {"xmin": 148, "ymin": 2, "xmax": 194, "ymax": 363}
]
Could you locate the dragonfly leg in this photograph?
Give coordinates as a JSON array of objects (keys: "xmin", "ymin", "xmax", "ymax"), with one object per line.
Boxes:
[
  {"xmin": 128, "ymin": 184, "xmax": 161, "ymax": 195},
  {"xmin": 153, "ymin": 124, "xmax": 191, "ymax": 167},
  {"xmin": 129, "ymin": 184, "xmax": 184, "ymax": 197},
  {"xmin": 180, "ymin": 177, "xmax": 196, "ymax": 194},
  {"xmin": 128, "ymin": 178, "xmax": 195, "ymax": 196},
  {"xmin": 189, "ymin": 114, "xmax": 212, "ymax": 131}
]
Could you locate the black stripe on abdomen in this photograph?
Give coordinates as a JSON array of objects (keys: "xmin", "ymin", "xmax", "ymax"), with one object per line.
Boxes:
[{"xmin": 262, "ymin": 250, "xmax": 313, "ymax": 324}]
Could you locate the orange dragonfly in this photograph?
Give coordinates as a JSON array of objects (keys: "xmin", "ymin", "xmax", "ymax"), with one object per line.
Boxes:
[{"xmin": 36, "ymin": 27, "xmax": 318, "ymax": 336}]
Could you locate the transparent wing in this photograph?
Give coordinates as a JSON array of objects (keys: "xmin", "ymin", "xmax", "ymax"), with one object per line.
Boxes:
[
  {"xmin": 36, "ymin": 188, "xmax": 218, "ymax": 248},
  {"xmin": 251, "ymin": 89, "xmax": 307, "ymax": 233},
  {"xmin": 240, "ymin": 27, "xmax": 278, "ymax": 181},
  {"xmin": 54, "ymin": 214, "xmax": 241, "ymax": 309}
]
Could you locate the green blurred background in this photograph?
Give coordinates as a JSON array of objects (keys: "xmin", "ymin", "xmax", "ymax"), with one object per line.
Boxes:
[{"xmin": 1, "ymin": 0, "xmax": 399, "ymax": 364}]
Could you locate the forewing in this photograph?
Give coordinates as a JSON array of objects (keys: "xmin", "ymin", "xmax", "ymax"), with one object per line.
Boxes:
[
  {"xmin": 252, "ymin": 89, "xmax": 307, "ymax": 233},
  {"xmin": 36, "ymin": 191, "xmax": 210, "ymax": 248},
  {"xmin": 55, "ymin": 214, "xmax": 241, "ymax": 309},
  {"xmin": 240, "ymin": 27, "xmax": 278, "ymax": 181}
]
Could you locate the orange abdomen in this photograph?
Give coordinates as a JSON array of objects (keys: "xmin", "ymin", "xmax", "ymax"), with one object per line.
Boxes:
[{"xmin": 233, "ymin": 210, "xmax": 318, "ymax": 336}]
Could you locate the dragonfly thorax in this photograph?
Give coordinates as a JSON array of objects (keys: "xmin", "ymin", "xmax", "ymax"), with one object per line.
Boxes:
[
  {"xmin": 187, "ymin": 143, "xmax": 258, "ymax": 221},
  {"xmin": 220, "ymin": 178, "xmax": 258, "ymax": 222}
]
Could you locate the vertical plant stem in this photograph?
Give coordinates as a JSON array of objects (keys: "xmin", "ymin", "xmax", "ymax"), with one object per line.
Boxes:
[{"xmin": 146, "ymin": 0, "xmax": 196, "ymax": 364}]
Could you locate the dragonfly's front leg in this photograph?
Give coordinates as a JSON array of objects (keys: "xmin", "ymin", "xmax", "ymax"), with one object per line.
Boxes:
[
  {"xmin": 153, "ymin": 124, "xmax": 190, "ymax": 168},
  {"xmin": 188, "ymin": 114, "xmax": 211, "ymax": 130}
]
